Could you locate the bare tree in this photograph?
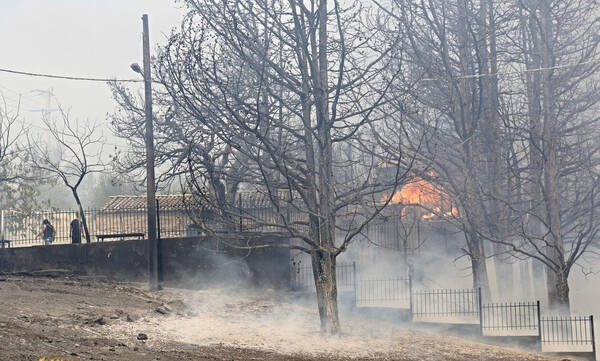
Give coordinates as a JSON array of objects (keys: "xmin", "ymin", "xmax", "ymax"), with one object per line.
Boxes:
[
  {"xmin": 109, "ymin": 81, "xmax": 244, "ymax": 208},
  {"xmin": 381, "ymin": 0, "xmax": 600, "ymax": 312},
  {"xmin": 0, "ymin": 94, "xmax": 26, "ymax": 184},
  {"xmin": 481, "ymin": 0, "xmax": 600, "ymax": 312},
  {"xmin": 0, "ymin": 94, "xmax": 43, "ymax": 211},
  {"xmin": 378, "ymin": 0, "xmax": 517, "ymax": 300},
  {"xmin": 28, "ymin": 106, "xmax": 105, "ymax": 243},
  {"xmin": 154, "ymin": 0, "xmax": 417, "ymax": 333}
]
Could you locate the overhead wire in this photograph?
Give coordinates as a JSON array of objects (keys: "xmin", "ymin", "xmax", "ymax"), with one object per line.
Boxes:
[
  {"xmin": 419, "ymin": 59, "xmax": 600, "ymax": 82},
  {"xmin": 1, "ymin": 58, "xmax": 599, "ymax": 85},
  {"xmin": 0, "ymin": 67, "xmax": 146, "ymax": 83}
]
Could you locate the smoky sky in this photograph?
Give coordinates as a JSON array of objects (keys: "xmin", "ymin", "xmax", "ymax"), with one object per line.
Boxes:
[{"xmin": 0, "ymin": 0, "xmax": 183, "ymax": 144}]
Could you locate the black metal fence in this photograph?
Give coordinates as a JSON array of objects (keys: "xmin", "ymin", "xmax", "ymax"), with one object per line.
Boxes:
[
  {"xmin": 412, "ymin": 288, "xmax": 481, "ymax": 324},
  {"xmin": 0, "ymin": 206, "xmax": 197, "ymax": 247},
  {"xmin": 355, "ymin": 278, "xmax": 411, "ymax": 308},
  {"xmin": 362, "ymin": 212, "xmax": 419, "ymax": 252},
  {"xmin": 1, "ymin": 195, "xmax": 418, "ymax": 249},
  {"xmin": 347, "ymin": 275, "xmax": 596, "ymax": 358},
  {"xmin": 481, "ymin": 301, "xmax": 540, "ymax": 336},
  {"xmin": 540, "ymin": 316, "xmax": 596, "ymax": 357},
  {"xmin": 291, "ymin": 262, "xmax": 356, "ymax": 291}
]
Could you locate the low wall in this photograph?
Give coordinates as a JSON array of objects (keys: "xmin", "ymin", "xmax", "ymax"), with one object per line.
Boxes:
[{"xmin": 0, "ymin": 237, "xmax": 291, "ymax": 289}]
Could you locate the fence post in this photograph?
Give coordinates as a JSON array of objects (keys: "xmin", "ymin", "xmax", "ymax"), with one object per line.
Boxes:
[
  {"xmin": 353, "ymin": 261, "xmax": 357, "ymax": 309},
  {"xmin": 536, "ymin": 300, "xmax": 543, "ymax": 351},
  {"xmin": 478, "ymin": 287, "xmax": 483, "ymax": 335},
  {"xmin": 156, "ymin": 199, "xmax": 161, "ymax": 240},
  {"xmin": 238, "ymin": 194, "xmax": 243, "ymax": 232},
  {"xmin": 0, "ymin": 209, "xmax": 4, "ymax": 245},
  {"xmin": 156, "ymin": 199, "xmax": 163, "ymax": 283},
  {"xmin": 408, "ymin": 269, "xmax": 413, "ymax": 322},
  {"xmin": 591, "ymin": 315, "xmax": 596, "ymax": 361}
]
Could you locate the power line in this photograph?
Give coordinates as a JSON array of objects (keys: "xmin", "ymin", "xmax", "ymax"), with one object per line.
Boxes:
[
  {"xmin": 0, "ymin": 67, "xmax": 145, "ymax": 83},
  {"xmin": 2, "ymin": 57, "xmax": 598, "ymax": 87},
  {"xmin": 419, "ymin": 59, "xmax": 600, "ymax": 82}
]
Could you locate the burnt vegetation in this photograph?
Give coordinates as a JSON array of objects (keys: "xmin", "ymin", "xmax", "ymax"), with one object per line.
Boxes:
[
  {"xmin": 105, "ymin": 0, "xmax": 600, "ymax": 333},
  {"xmin": 0, "ymin": 0, "xmax": 596, "ymax": 337}
]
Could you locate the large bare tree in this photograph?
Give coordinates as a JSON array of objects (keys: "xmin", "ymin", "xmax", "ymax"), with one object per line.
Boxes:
[
  {"xmin": 378, "ymin": 0, "xmax": 515, "ymax": 300},
  {"xmin": 483, "ymin": 0, "xmax": 600, "ymax": 312},
  {"xmin": 382, "ymin": 0, "xmax": 600, "ymax": 311},
  {"xmin": 153, "ymin": 0, "xmax": 417, "ymax": 333}
]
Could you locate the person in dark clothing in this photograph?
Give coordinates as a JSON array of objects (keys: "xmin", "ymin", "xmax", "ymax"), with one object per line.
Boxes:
[
  {"xmin": 37, "ymin": 219, "xmax": 55, "ymax": 245},
  {"xmin": 70, "ymin": 218, "xmax": 82, "ymax": 244}
]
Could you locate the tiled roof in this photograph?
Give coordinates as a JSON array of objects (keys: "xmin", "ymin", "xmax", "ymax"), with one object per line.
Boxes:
[
  {"xmin": 100, "ymin": 194, "xmax": 196, "ymax": 211},
  {"xmin": 101, "ymin": 190, "xmax": 298, "ymax": 211}
]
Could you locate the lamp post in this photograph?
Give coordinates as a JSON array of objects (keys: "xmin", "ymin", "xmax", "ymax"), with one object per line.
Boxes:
[{"xmin": 132, "ymin": 13, "xmax": 159, "ymax": 291}]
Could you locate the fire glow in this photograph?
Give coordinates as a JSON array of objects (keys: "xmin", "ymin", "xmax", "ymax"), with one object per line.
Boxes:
[{"xmin": 381, "ymin": 178, "xmax": 458, "ymax": 219}]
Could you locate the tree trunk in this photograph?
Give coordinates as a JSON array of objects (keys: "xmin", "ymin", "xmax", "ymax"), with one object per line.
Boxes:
[
  {"xmin": 521, "ymin": 4, "xmax": 547, "ymax": 303},
  {"xmin": 455, "ymin": 0, "xmax": 492, "ymax": 301},
  {"xmin": 311, "ymin": 250, "xmax": 340, "ymax": 333},
  {"xmin": 72, "ymin": 189, "xmax": 91, "ymax": 243},
  {"xmin": 539, "ymin": 0, "xmax": 569, "ymax": 312},
  {"xmin": 478, "ymin": 0, "xmax": 512, "ymax": 299},
  {"xmin": 312, "ymin": 0, "xmax": 341, "ymax": 334},
  {"xmin": 546, "ymin": 269, "xmax": 570, "ymax": 314},
  {"xmin": 468, "ymin": 230, "xmax": 491, "ymax": 301}
]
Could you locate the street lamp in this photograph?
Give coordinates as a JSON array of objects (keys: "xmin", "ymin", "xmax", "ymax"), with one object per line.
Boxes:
[{"xmin": 130, "ymin": 63, "xmax": 143, "ymax": 76}]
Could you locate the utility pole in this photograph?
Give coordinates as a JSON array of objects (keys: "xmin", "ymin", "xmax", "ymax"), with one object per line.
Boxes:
[{"xmin": 142, "ymin": 14, "xmax": 159, "ymax": 290}]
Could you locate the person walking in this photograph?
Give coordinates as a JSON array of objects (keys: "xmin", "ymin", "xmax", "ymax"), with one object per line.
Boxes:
[
  {"xmin": 37, "ymin": 219, "xmax": 55, "ymax": 246},
  {"xmin": 70, "ymin": 217, "xmax": 81, "ymax": 244}
]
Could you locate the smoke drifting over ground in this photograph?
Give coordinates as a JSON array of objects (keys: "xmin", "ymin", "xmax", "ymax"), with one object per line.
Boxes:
[
  {"xmin": 106, "ymin": 284, "xmax": 556, "ymax": 360},
  {"xmin": 0, "ymin": 272, "xmax": 568, "ymax": 360}
]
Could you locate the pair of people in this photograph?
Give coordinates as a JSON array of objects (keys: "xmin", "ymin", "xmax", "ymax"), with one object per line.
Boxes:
[{"xmin": 37, "ymin": 218, "xmax": 82, "ymax": 245}]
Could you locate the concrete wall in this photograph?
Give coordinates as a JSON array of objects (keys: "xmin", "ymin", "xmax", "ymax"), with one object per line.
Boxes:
[{"xmin": 0, "ymin": 237, "xmax": 291, "ymax": 289}]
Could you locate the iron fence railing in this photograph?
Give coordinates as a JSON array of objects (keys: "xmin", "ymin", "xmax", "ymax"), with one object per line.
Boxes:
[
  {"xmin": 363, "ymin": 216, "xmax": 418, "ymax": 252},
  {"xmin": 2, "ymin": 209, "xmax": 81, "ymax": 246},
  {"xmin": 355, "ymin": 278, "xmax": 411, "ymax": 308},
  {"xmin": 412, "ymin": 288, "xmax": 481, "ymax": 324},
  {"xmin": 346, "ymin": 274, "xmax": 596, "ymax": 358},
  {"xmin": 1, "ymin": 194, "xmax": 423, "ymax": 249},
  {"xmin": 540, "ymin": 316, "xmax": 596, "ymax": 357},
  {"xmin": 0, "ymin": 206, "xmax": 198, "ymax": 246},
  {"xmin": 238, "ymin": 192, "xmax": 308, "ymax": 234},
  {"xmin": 291, "ymin": 262, "xmax": 355, "ymax": 291},
  {"xmin": 481, "ymin": 301, "xmax": 540, "ymax": 336}
]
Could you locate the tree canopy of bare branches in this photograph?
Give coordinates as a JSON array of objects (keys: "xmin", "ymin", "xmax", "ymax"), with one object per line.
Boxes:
[
  {"xmin": 380, "ymin": 0, "xmax": 600, "ymax": 311},
  {"xmin": 135, "ymin": 0, "xmax": 422, "ymax": 333},
  {"xmin": 28, "ymin": 106, "xmax": 105, "ymax": 243}
]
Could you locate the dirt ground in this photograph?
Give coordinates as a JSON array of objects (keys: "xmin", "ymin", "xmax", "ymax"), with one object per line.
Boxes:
[{"xmin": 0, "ymin": 274, "xmax": 576, "ymax": 361}]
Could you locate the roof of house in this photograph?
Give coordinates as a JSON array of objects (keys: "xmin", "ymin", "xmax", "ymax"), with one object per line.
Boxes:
[
  {"xmin": 100, "ymin": 194, "xmax": 195, "ymax": 211},
  {"xmin": 101, "ymin": 190, "xmax": 297, "ymax": 211}
]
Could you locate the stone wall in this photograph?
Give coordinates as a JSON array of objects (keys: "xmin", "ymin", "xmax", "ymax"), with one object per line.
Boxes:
[{"xmin": 0, "ymin": 237, "xmax": 291, "ymax": 289}]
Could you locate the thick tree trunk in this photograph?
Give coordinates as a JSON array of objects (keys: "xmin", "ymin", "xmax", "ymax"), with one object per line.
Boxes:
[
  {"xmin": 539, "ymin": 0, "xmax": 569, "ymax": 313},
  {"xmin": 468, "ymin": 230, "xmax": 491, "ymax": 301},
  {"xmin": 546, "ymin": 269, "xmax": 570, "ymax": 314},
  {"xmin": 311, "ymin": 250, "xmax": 340, "ymax": 333},
  {"xmin": 72, "ymin": 189, "xmax": 91, "ymax": 243},
  {"xmin": 316, "ymin": 0, "xmax": 340, "ymax": 334}
]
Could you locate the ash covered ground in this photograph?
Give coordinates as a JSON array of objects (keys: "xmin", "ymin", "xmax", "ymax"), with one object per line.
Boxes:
[{"xmin": 0, "ymin": 275, "xmax": 571, "ymax": 360}]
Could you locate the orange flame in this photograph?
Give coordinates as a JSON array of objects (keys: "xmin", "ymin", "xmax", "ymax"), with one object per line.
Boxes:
[{"xmin": 381, "ymin": 178, "xmax": 458, "ymax": 219}]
